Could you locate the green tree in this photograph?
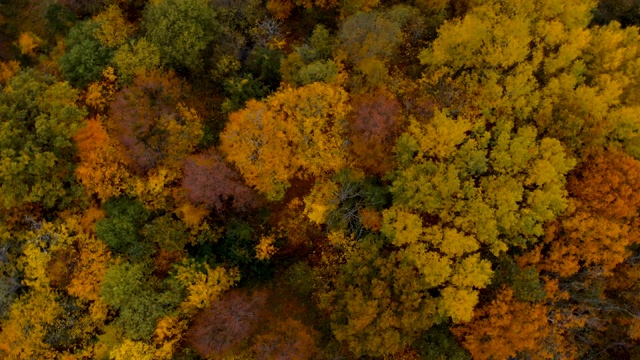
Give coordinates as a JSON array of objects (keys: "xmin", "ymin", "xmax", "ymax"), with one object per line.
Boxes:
[
  {"xmin": 280, "ymin": 25, "xmax": 340, "ymax": 87},
  {"xmin": 0, "ymin": 70, "xmax": 86, "ymax": 212},
  {"xmin": 100, "ymin": 262, "xmax": 183, "ymax": 340},
  {"xmin": 112, "ymin": 38, "xmax": 161, "ymax": 84},
  {"xmin": 142, "ymin": 0, "xmax": 219, "ymax": 72},
  {"xmin": 58, "ymin": 20, "xmax": 114, "ymax": 88},
  {"xmin": 142, "ymin": 214, "xmax": 190, "ymax": 253},
  {"xmin": 95, "ymin": 197, "xmax": 153, "ymax": 260}
]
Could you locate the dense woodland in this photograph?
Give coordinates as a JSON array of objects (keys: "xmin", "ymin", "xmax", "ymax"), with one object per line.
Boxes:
[{"xmin": 1, "ymin": 0, "xmax": 640, "ymax": 358}]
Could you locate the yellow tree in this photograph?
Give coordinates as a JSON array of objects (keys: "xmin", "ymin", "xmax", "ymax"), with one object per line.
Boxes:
[
  {"xmin": 418, "ymin": 0, "xmax": 640, "ymax": 156},
  {"xmin": 318, "ymin": 219, "xmax": 493, "ymax": 357},
  {"xmin": 93, "ymin": 4, "xmax": 136, "ymax": 48},
  {"xmin": 392, "ymin": 114, "xmax": 575, "ymax": 255},
  {"xmin": 0, "ymin": 220, "xmax": 73, "ymax": 358},
  {"xmin": 220, "ymin": 83, "xmax": 350, "ymax": 200}
]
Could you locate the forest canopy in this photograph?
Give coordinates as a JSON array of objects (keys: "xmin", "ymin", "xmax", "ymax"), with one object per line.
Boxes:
[{"xmin": 1, "ymin": 0, "xmax": 640, "ymax": 359}]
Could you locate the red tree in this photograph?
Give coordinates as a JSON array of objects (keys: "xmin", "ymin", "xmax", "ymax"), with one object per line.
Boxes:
[
  {"xmin": 182, "ymin": 150, "xmax": 258, "ymax": 211},
  {"xmin": 109, "ymin": 70, "xmax": 201, "ymax": 174},
  {"xmin": 348, "ymin": 89, "xmax": 401, "ymax": 174},
  {"xmin": 186, "ymin": 289, "xmax": 267, "ymax": 358}
]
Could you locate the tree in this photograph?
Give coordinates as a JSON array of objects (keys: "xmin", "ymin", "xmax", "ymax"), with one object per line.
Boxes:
[
  {"xmin": 66, "ymin": 233, "xmax": 112, "ymax": 302},
  {"xmin": 100, "ymin": 262, "xmax": 183, "ymax": 340},
  {"xmin": 0, "ymin": 70, "xmax": 87, "ymax": 213},
  {"xmin": 280, "ymin": 25, "xmax": 340, "ymax": 87},
  {"xmin": 73, "ymin": 117, "xmax": 132, "ymax": 201},
  {"xmin": 186, "ymin": 289, "xmax": 267, "ymax": 358},
  {"xmin": 418, "ymin": 0, "xmax": 640, "ymax": 157},
  {"xmin": 109, "ymin": 70, "xmax": 203, "ymax": 174},
  {"xmin": 252, "ymin": 319, "xmax": 317, "ymax": 360},
  {"xmin": 63, "ymin": 0, "xmax": 106, "ymax": 17},
  {"xmin": 142, "ymin": 214, "xmax": 190, "ymax": 253},
  {"xmin": 95, "ymin": 197, "xmax": 153, "ymax": 259},
  {"xmin": 335, "ymin": 13, "xmax": 399, "ymax": 89},
  {"xmin": 220, "ymin": 83, "xmax": 350, "ymax": 200},
  {"xmin": 338, "ymin": 12, "xmax": 402, "ymax": 66},
  {"xmin": 112, "ymin": 38, "xmax": 161, "ymax": 84},
  {"xmin": 318, "ymin": 223, "xmax": 491, "ymax": 357},
  {"xmin": 44, "ymin": 4, "xmax": 78, "ymax": 38},
  {"xmin": 318, "ymin": 238, "xmax": 441, "ymax": 357},
  {"xmin": 541, "ymin": 212, "xmax": 639, "ymax": 277},
  {"xmin": 93, "ymin": 3, "xmax": 136, "ymax": 48},
  {"xmin": 453, "ymin": 287, "xmax": 550, "ymax": 360},
  {"xmin": 527, "ymin": 150, "xmax": 640, "ymax": 277},
  {"xmin": 142, "ymin": 0, "xmax": 219, "ymax": 72},
  {"xmin": 392, "ymin": 115, "xmax": 575, "ymax": 254},
  {"xmin": 347, "ymin": 89, "xmax": 401, "ymax": 174},
  {"xmin": 58, "ymin": 20, "xmax": 114, "ymax": 88},
  {"xmin": 173, "ymin": 260, "xmax": 240, "ymax": 313},
  {"xmin": 266, "ymin": 0, "xmax": 339, "ymax": 20},
  {"xmin": 303, "ymin": 169, "xmax": 388, "ymax": 236},
  {"xmin": 182, "ymin": 150, "xmax": 258, "ymax": 211},
  {"xmin": 568, "ymin": 149, "xmax": 640, "ymax": 220},
  {"xmin": 17, "ymin": 32, "xmax": 43, "ymax": 56},
  {"xmin": 110, "ymin": 340, "xmax": 156, "ymax": 360},
  {"xmin": 0, "ymin": 291, "xmax": 61, "ymax": 359},
  {"xmin": 413, "ymin": 324, "xmax": 471, "ymax": 360},
  {"xmin": 0, "ymin": 220, "xmax": 81, "ymax": 359}
]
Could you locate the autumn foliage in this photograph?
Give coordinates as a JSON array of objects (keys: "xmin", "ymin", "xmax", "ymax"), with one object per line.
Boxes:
[
  {"xmin": 109, "ymin": 70, "xmax": 203, "ymax": 174},
  {"xmin": 221, "ymin": 83, "xmax": 350, "ymax": 200},
  {"xmin": 186, "ymin": 289, "xmax": 267, "ymax": 358},
  {"xmin": 453, "ymin": 287, "xmax": 549, "ymax": 360},
  {"xmin": 182, "ymin": 151, "xmax": 258, "ymax": 211},
  {"xmin": 568, "ymin": 149, "xmax": 640, "ymax": 220},
  {"xmin": 74, "ymin": 117, "xmax": 132, "ymax": 200},
  {"xmin": 348, "ymin": 89, "xmax": 402, "ymax": 174},
  {"xmin": 4, "ymin": 0, "xmax": 640, "ymax": 358}
]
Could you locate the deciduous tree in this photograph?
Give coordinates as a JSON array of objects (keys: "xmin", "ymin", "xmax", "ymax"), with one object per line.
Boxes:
[
  {"xmin": 453, "ymin": 287, "xmax": 550, "ymax": 360},
  {"xmin": 109, "ymin": 70, "xmax": 203, "ymax": 174},
  {"xmin": 58, "ymin": 20, "xmax": 113, "ymax": 88},
  {"xmin": 186, "ymin": 289, "xmax": 267, "ymax": 358},
  {"xmin": 220, "ymin": 83, "xmax": 350, "ymax": 200},
  {"xmin": 569, "ymin": 149, "xmax": 640, "ymax": 220},
  {"xmin": 348, "ymin": 89, "xmax": 401, "ymax": 174},
  {"xmin": 182, "ymin": 151, "xmax": 258, "ymax": 211},
  {"xmin": 0, "ymin": 70, "xmax": 86, "ymax": 212},
  {"xmin": 392, "ymin": 116, "xmax": 575, "ymax": 254},
  {"xmin": 73, "ymin": 117, "xmax": 132, "ymax": 201},
  {"xmin": 252, "ymin": 319, "xmax": 317, "ymax": 360},
  {"xmin": 93, "ymin": 4, "xmax": 136, "ymax": 48},
  {"xmin": 142, "ymin": 0, "xmax": 219, "ymax": 72},
  {"xmin": 100, "ymin": 262, "xmax": 183, "ymax": 340}
]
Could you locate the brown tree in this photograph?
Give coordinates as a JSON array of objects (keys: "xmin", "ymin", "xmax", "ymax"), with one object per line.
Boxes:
[
  {"xmin": 252, "ymin": 319, "xmax": 317, "ymax": 360},
  {"xmin": 186, "ymin": 289, "xmax": 267, "ymax": 358},
  {"xmin": 348, "ymin": 89, "xmax": 402, "ymax": 175},
  {"xmin": 109, "ymin": 70, "xmax": 202, "ymax": 174},
  {"xmin": 182, "ymin": 150, "xmax": 258, "ymax": 212}
]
